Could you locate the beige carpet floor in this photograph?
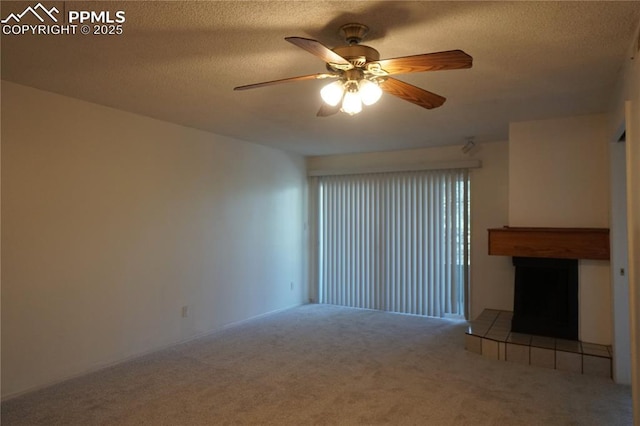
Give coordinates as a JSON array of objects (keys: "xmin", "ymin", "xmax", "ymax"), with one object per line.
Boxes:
[{"xmin": 1, "ymin": 304, "xmax": 632, "ymax": 425}]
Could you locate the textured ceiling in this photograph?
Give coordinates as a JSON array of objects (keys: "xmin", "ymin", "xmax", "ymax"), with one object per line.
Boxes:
[{"xmin": 2, "ymin": 1, "xmax": 640, "ymax": 155}]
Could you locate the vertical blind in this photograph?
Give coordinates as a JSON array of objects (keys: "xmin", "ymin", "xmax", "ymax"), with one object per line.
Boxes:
[{"xmin": 311, "ymin": 168, "xmax": 470, "ymax": 318}]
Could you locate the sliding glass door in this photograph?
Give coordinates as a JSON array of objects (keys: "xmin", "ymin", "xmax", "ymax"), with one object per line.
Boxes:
[{"xmin": 312, "ymin": 169, "xmax": 470, "ymax": 318}]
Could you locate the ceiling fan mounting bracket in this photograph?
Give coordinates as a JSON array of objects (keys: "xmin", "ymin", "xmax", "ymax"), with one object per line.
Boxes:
[{"xmin": 339, "ymin": 23, "xmax": 369, "ymax": 45}]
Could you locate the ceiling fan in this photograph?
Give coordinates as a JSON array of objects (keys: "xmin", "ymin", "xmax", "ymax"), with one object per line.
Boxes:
[{"xmin": 234, "ymin": 23, "xmax": 473, "ymax": 117}]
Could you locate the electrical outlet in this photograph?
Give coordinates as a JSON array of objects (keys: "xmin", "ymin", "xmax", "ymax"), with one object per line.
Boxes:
[{"xmin": 181, "ymin": 305, "xmax": 188, "ymax": 318}]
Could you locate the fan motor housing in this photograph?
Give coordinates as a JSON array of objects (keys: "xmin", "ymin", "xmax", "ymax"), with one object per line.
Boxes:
[{"xmin": 331, "ymin": 45, "xmax": 380, "ymax": 68}]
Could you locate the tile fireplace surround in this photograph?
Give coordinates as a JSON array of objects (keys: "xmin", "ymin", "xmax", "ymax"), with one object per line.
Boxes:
[{"xmin": 465, "ymin": 309, "xmax": 612, "ymax": 378}]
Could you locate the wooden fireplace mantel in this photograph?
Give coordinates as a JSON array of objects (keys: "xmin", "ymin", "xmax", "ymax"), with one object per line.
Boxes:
[{"xmin": 488, "ymin": 227, "xmax": 610, "ymax": 260}]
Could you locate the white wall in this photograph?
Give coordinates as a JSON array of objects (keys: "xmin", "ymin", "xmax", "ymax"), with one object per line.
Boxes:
[
  {"xmin": 610, "ymin": 140, "xmax": 631, "ymax": 384},
  {"xmin": 625, "ymin": 70, "xmax": 640, "ymax": 426},
  {"xmin": 609, "ymin": 21, "xmax": 640, "ymax": 421},
  {"xmin": 1, "ymin": 81, "xmax": 307, "ymax": 399},
  {"xmin": 509, "ymin": 114, "xmax": 611, "ymax": 344},
  {"xmin": 307, "ymin": 141, "xmax": 513, "ymax": 320},
  {"xmin": 509, "ymin": 115, "xmax": 610, "ymax": 228}
]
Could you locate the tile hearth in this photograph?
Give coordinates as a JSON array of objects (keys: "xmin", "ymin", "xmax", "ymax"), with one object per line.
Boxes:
[{"xmin": 465, "ymin": 309, "xmax": 612, "ymax": 378}]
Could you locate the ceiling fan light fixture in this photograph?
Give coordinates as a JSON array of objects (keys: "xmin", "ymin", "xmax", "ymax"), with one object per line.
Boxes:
[
  {"xmin": 320, "ymin": 80, "xmax": 344, "ymax": 106},
  {"xmin": 359, "ymin": 79, "xmax": 382, "ymax": 106},
  {"xmin": 342, "ymin": 87, "xmax": 362, "ymax": 115}
]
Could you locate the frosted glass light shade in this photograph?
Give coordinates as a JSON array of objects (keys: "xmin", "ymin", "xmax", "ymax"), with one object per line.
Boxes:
[
  {"xmin": 342, "ymin": 90, "xmax": 362, "ymax": 115},
  {"xmin": 359, "ymin": 79, "xmax": 382, "ymax": 105},
  {"xmin": 320, "ymin": 81, "xmax": 344, "ymax": 106}
]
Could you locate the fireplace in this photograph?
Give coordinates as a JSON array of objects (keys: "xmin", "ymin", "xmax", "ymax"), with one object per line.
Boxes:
[
  {"xmin": 511, "ymin": 257, "xmax": 578, "ymax": 340},
  {"xmin": 487, "ymin": 227, "xmax": 610, "ymax": 341}
]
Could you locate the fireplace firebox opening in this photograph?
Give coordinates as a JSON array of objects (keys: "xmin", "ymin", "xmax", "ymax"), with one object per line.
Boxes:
[{"xmin": 512, "ymin": 257, "xmax": 579, "ymax": 340}]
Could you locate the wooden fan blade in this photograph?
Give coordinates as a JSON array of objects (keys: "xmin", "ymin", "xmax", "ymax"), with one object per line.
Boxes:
[
  {"xmin": 317, "ymin": 102, "xmax": 341, "ymax": 117},
  {"xmin": 234, "ymin": 73, "xmax": 338, "ymax": 91},
  {"xmin": 373, "ymin": 50, "xmax": 472, "ymax": 75},
  {"xmin": 379, "ymin": 77, "xmax": 446, "ymax": 109},
  {"xmin": 285, "ymin": 37, "xmax": 353, "ymax": 69}
]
